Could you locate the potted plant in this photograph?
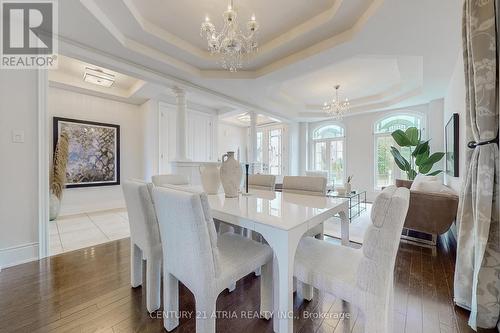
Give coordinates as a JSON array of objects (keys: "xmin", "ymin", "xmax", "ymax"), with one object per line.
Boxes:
[
  {"xmin": 50, "ymin": 133, "xmax": 69, "ymax": 221},
  {"xmin": 390, "ymin": 127, "xmax": 444, "ymax": 187}
]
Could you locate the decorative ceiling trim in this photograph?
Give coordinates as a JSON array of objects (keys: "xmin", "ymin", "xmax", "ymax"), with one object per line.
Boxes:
[
  {"xmin": 304, "ymin": 83, "xmax": 404, "ymax": 110},
  {"xmin": 80, "ymin": 0, "xmax": 384, "ymax": 78},
  {"xmin": 121, "ymin": 0, "xmax": 345, "ymax": 59},
  {"xmin": 57, "ymin": 35, "xmax": 292, "ymax": 121},
  {"xmin": 298, "ymin": 87, "xmax": 423, "ymax": 118}
]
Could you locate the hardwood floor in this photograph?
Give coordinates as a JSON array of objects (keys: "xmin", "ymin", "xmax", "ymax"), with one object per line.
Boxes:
[{"xmin": 0, "ymin": 234, "xmax": 494, "ymax": 333}]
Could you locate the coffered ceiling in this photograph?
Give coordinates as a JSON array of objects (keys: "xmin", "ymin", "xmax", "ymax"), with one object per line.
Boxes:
[
  {"xmin": 57, "ymin": 0, "xmax": 462, "ymax": 120},
  {"xmin": 79, "ymin": 0, "xmax": 381, "ymax": 76}
]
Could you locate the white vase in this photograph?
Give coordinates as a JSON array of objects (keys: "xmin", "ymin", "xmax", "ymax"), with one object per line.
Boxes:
[
  {"xmin": 199, "ymin": 163, "xmax": 221, "ymax": 194},
  {"xmin": 220, "ymin": 151, "xmax": 242, "ymax": 198},
  {"xmin": 49, "ymin": 193, "xmax": 61, "ymax": 221},
  {"xmin": 344, "ymin": 183, "xmax": 352, "ymax": 194}
]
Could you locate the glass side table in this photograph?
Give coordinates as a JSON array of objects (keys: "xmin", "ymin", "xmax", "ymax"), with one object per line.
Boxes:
[{"xmin": 327, "ymin": 190, "xmax": 367, "ymax": 222}]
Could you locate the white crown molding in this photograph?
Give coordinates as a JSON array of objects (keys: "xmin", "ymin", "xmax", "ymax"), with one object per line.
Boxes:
[
  {"xmin": 79, "ymin": 0, "xmax": 383, "ymax": 78},
  {"xmin": 298, "ymin": 87, "xmax": 424, "ymax": 118},
  {"xmin": 304, "ymin": 83, "xmax": 405, "ymax": 110},
  {"xmin": 121, "ymin": 0, "xmax": 345, "ymax": 59},
  {"xmin": 57, "ymin": 36, "xmax": 293, "ymax": 121}
]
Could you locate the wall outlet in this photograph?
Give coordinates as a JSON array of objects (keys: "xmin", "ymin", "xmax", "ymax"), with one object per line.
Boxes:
[{"xmin": 12, "ymin": 130, "xmax": 25, "ymax": 143}]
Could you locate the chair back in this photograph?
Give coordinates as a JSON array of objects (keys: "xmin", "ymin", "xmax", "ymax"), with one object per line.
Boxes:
[
  {"xmin": 152, "ymin": 186, "xmax": 221, "ymax": 291},
  {"xmin": 122, "ymin": 180, "xmax": 161, "ymax": 252},
  {"xmin": 248, "ymin": 174, "xmax": 276, "ymax": 191},
  {"xmin": 282, "ymin": 176, "xmax": 327, "ymax": 196},
  {"xmin": 152, "ymin": 174, "xmax": 190, "ymax": 186},
  {"xmin": 305, "ymin": 170, "xmax": 328, "ymax": 179},
  {"xmin": 356, "ymin": 186, "xmax": 410, "ymax": 295}
]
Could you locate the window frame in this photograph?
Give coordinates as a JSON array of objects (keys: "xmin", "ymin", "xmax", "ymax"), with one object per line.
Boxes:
[
  {"xmin": 310, "ymin": 122, "xmax": 346, "ymax": 186},
  {"xmin": 373, "ymin": 112, "xmax": 426, "ymax": 190}
]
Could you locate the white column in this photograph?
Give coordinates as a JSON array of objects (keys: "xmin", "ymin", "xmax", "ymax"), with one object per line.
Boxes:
[
  {"xmin": 298, "ymin": 122, "xmax": 308, "ymax": 175},
  {"xmin": 249, "ymin": 111, "xmax": 257, "ymax": 163},
  {"xmin": 172, "ymin": 87, "xmax": 188, "ymax": 161}
]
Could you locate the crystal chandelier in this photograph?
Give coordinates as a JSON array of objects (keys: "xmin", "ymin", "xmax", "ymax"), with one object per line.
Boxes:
[
  {"xmin": 323, "ymin": 85, "xmax": 350, "ymax": 119},
  {"xmin": 200, "ymin": 0, "xmax": 259, "ymax": 72}
]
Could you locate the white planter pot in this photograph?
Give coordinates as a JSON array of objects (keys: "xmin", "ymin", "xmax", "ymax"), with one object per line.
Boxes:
[
  {"xmin": 344, "ymin": 183, "xmax": 352, "ymax": 194},
  {"xmin": 220, "ymin": 152, "xmax": 242, "ymax": 198},
  {"xmin": 49, "ymin": 193, "xmax": 61, "ymax": 221},
  {"xmin": 199, "ymin": 163, "xmax": 221, "ymax": 194}
]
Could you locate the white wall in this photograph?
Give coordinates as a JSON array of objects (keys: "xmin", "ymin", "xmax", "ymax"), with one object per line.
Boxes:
[
  {"xmin": 443, "ymin": 53, "xmax": 466, "ymax": 193},
  {"xmin": 217, "ymin": 122, "xmax": 247, "ymax": 162},
  {"xmin": 308, "ymin": 102, "xmax": 445, "ymax": 201},
  {"xmin": 0, "ymin": 70, "xmax": 40, "ymax": 269},
  {"xmin": 48, "ymin": 87, "xmax": 144, "ymax": 216}
]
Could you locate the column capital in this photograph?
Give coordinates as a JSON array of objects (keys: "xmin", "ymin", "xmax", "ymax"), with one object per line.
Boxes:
[{"xmin": 171, "ymin": 86, "xmax": 186, "ymax": 97}]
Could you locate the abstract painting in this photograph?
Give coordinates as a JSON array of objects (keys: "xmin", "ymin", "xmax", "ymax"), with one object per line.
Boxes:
[
  {"xmin": 53, "ymin": 117, "xmax": 120, "ymax": 188},
  {"xmin": 445, "ymin": 113, "xmax": 459, "ymax": 177}
]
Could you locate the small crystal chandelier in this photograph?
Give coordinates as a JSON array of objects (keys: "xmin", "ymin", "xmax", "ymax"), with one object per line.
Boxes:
[
  {"xmin": 323, "ymin": 85, "xmax": 350, "ymax": 119},
  {"xmin": 200, "ymin": 0, "xmax": 259, "ymax": 72}
]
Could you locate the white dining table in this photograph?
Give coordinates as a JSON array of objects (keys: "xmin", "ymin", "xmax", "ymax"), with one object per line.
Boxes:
[{"xmin": 206, "ymin": 189, "xmax": 350, "ymax": 333}]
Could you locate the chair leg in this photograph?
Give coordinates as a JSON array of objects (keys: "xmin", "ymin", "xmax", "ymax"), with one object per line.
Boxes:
[
  {"xmin": 314, "ymin": 223, "xmax": 324, "ymax": 240},
  {"xmin": 146, "ymin": 257, "xmax": 161, "ymax": 313},
  {"xmin": 195, "ymin": 293, "xmax": 217, "ymax": 333},
  {"xmin": 301, "ymin": 282, "xmax": 314, "ymax": 301},
  {"xmin": 131, "ymin": 243, "xmax": 143, "ymax": 288},
  {"xmin": 260, "ymin": 262, "xmax": 272, "ymax": 320},
  {"xmin": 163, "ymin": 271, "xmax": 179, "ymax": 332}
]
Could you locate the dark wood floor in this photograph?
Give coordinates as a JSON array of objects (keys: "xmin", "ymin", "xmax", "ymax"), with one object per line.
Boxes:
[{"xmin": 0, "ymin": 234, "xmax": 494, "ymax": 333}]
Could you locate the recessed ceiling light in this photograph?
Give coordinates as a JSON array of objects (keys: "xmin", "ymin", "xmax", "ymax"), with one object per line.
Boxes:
[{"xmin": 83, "ymin": 67, "xmax": 115, "ymax": 87}]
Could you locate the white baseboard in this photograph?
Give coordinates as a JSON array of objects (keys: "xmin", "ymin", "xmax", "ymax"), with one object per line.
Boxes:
[{"xmin": 0, "ymin": 242, "xmax": 39, "ymax": 271}]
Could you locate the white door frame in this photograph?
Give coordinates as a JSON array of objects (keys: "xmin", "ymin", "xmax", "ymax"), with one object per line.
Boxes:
[{"xmin": 38, "ymin": 69, "xmax": 50, "ymax": 260}]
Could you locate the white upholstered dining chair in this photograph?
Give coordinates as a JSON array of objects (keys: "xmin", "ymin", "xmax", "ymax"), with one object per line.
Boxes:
[
  {"xmin": 152, "ymin": 186, "xmax": 273, "ymax": 333},
  {"xmin": 122, "ymin": 180, "xmax": 162, "ymax": 313},
  {"xmin": 282, "ymin": 176, "xmax": 327, "ymax": 239},
  {"xmin": 248, "ymin": 174, "xmax": 276, "ymax": 191},
  {"xmin": 152, "ymin": 174, "xmax": 190, "ymax": 186},
  {"xmin": 294, "ymin": 186, "xmax": 410, "ymax": 333},
  {"xmin": 305, "ymin": 170, "xmax": 334, "ymax": 192}
]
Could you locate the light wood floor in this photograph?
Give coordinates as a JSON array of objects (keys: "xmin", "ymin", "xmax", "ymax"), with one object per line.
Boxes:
[{"xmin": 0, "ymin": 234, "xmax": 494, "ymax": 333}]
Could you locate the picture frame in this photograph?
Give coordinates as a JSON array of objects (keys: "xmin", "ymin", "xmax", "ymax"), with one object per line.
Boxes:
[
  {"xmin": 53, "ymin": 117, "xmax": 120, "ymax": 188},
  {"xmin": 445, "ymin": 113, "xmax": 459, "ymax": 177}
]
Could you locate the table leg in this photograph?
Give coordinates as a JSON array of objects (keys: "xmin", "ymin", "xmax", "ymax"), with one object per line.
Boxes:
[
  {"xmin": 339, "ymin": 206, "xmax": 350, "ymax": 246},
  {"xmin": 268, "ymin": 230, "xmax": 303, "ymax": 333}
]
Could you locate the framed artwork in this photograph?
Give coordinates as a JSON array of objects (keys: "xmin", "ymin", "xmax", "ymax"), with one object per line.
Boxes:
[
  {"xmin": 445, "ymin": 113, "xmax": 459, "ymax": 177},
  {"xmin": 53, "ymin": 117, "xmax": 120, "ymax": 188}
]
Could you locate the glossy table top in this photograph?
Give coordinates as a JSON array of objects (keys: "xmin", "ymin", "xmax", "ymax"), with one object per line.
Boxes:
[{"xmin": 206, "ymin": 189, "xmax": 348, "ymax": 231}]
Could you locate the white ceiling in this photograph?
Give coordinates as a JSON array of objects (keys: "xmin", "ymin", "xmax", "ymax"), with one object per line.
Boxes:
[{"xmin": 56, "ymin": 0, "xmax": 462, "ymax": 121}]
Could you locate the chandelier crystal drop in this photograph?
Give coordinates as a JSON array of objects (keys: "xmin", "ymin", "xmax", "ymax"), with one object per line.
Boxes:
[
  {"xmin": 322, "ymin": 85, "xmax": 350, "ymax": 119},
  {"xmin": 200, "ymin": 0, "xmax": 259, "ymax": 72}
]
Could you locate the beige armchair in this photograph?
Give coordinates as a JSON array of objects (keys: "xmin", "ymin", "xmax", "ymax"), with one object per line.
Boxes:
[{"xmin": 395, "ymin": 179, "xmax": 459, "ymax": 245}]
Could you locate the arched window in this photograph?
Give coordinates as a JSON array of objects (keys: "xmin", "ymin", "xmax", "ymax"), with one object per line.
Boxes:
[
  {"xmin": 312, "ymin": 124, "xmax": 345, "ymax": 186},
  {"xmin": 374, "ymin": 113, "xmax": 424, "ymax": 189}
]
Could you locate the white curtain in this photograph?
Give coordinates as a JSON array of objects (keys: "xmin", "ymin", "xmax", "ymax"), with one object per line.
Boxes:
[{"xmin": 453, "ymin": 0, "xmax": 499, "ymax": 330}]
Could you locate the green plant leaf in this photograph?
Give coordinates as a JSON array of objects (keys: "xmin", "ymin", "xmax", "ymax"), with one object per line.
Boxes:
[
  {"xmin": 425, "ymin": 152, "xmax": 445, "ymax": 165},
  {"xmin": 418, "ymin": 152, "xmax": 445, "ymax": 173},
  {"xmin": 391, "ymin": 130, "xmax": 412, "ymax": 147},
  {"xmin": 412, "ymin": 140, "xmax": 430, "ymax": 157},
  {"xmin": 418, "ymin": 163, "xmax": 433, "ymax": 174},
  {"xmin": 415, "ymin": 149, "xmax": 430, "ymax": 166},
  {"xmin": 405, "ymin": 127, "xmax": 420, "ymax": 146},
  {"xmin": 407, "ymin": 169, "xmax": 417, "ymax": 180},
  {"xmin": 426, "ymin": 170, "xmax": 443, "ymax": 176},
  {"xmin": 390, "ymin": 147, "xmax": 410, "ymax": 172}
]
